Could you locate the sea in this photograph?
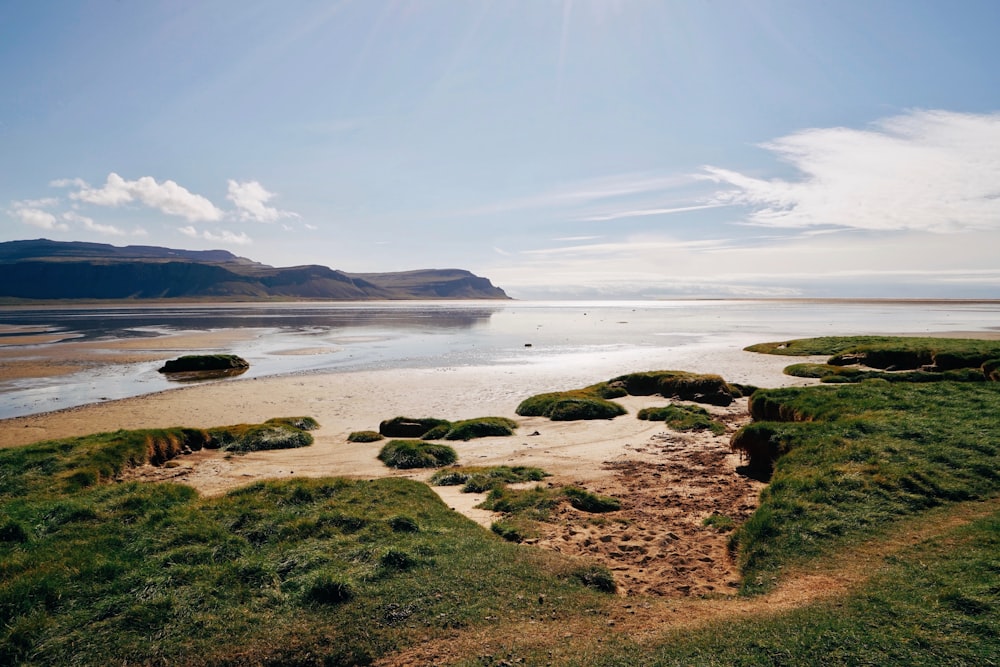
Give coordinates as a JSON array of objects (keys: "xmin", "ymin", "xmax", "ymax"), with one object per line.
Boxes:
[{"xmin": 1, "ymin": 299, "xmax": 999, "ymax": 420}]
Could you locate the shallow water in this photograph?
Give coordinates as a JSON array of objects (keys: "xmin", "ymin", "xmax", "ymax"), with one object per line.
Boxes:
[{"xmin": 1, "ymin": 300, "xmax": 998, "ymax": 419}]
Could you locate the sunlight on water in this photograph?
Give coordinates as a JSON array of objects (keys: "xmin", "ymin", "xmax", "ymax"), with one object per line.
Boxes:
[{"xmin": 1, "ymin": 300, "xmax": 998, "ymax": 419}]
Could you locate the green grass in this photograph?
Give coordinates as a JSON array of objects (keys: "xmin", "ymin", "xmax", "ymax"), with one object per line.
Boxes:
[
  {"xmin": 378, "ymin": 416, "xmax": 451, "ymax": 438},
  {"xmin": 429, "ymin": 466, "xmax": 550, "ymax": 492},
  {"xmin": 516, "ymin": 389, "xmax": 627, "ymax": 421},
  {"xmin": 208, "ymin": 421, "xmax": 314, "ymax": 453},
  {"xmin": 610, "ymin": 370, "xmax": 739, "ymax": 406},
  {"xmin": 346, "ymin": 430, "xmax": 383, "ymax": 442},
  {"xmin": 729, "ymin": 380, "xmax": 1000, "ymax": 593},
  {"xmin": 637, "ymin": 404, "xmax": 726, "ymax": 434},
  {"xmin": 441, "ymin": 417, "xmax": 518, "ymax": 441},
  {"xmin": 377, "ymin": 440, "xmax": 459, "ymax": 469},
  {"xmin": 481, "ymin": 484, "xmax": 622, "ymax": 524},
  {"xmin": 516, "ymin": 371, "xmax": 742, "ymax": 422},
  {"xmin": 0, "ymin": 428, "xmax": 617, "ymax": 666},
  {"xmin": 748, "ymin": 335, "xmax": 1000, "ymax": 372}
]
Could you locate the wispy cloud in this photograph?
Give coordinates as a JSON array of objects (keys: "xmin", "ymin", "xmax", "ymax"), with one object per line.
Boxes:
[
  {"xmin": 63, "ymin": 211, "xmax": 126, "ymax": 236},
  {"xmin": 69, "ymin": 173, "xmax": 224, "ymax": 222},
  {"xmin": 701, "ymin": 110, "xmax": 1000, "ymax": 233},
  {"xmin": 577, "ymin": 203, "xmax": 730, "ymax": 222},
  {"xmin": 179, "ymin": 225, "xmax": 252, "ymax": 245},
  {"xmin": 226, "ymin": 180, "xmax": 299, "ymax": 223}
]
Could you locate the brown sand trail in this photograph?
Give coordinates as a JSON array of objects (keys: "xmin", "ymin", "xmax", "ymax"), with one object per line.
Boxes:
[{"xmin": 375, "ymin": 495, "xmax": 1000, "ymax": 666}]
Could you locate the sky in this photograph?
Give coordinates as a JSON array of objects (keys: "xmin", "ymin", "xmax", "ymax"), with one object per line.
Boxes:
[{"xmin": 2, "ymin": 1, "xmax": 1000, "ymax": 299}]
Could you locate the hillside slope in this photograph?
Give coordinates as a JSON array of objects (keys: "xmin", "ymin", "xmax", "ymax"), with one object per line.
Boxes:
[{"xmin": 0, "ymin": 239, "xmax": 509, "ymax": 300}]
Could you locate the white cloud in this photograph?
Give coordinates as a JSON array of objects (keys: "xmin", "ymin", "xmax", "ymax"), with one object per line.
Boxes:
[
  {"xmin": 49, "ymin": 177, "xmax": 87, "ymax": 189},
  {"xmin": 63, "ymin": 211, "xmax": 125, "ymax": 236},
  {"xmin": 10, "ymin": 207, "xmax": 66, "ymax": 230},
  {"xmin": 226, "ymin": 180, "xmax": 298, "ymax": 223},
  {"xmin": 178, "ymin": 225, "xmax": 252, "ymax": 245},
  {"xmin": 701, "ymin": 110, "xmax": 1000, "ymax": 233},
  {"xmin": 577, "ymin": 203, "xmax": 729, "ymax": 222},
  {"xmin": 70, "ymin": 173, "xmax": 223, "ymax": 222},
  {"xmin": 7, "ymin": 199, "xmax": 68, "ymax": 231}
]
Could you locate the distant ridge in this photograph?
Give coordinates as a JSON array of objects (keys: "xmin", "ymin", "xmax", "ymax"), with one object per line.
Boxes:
[{"xmin": 0, "ymin": 239, "xmax": 510, "ymax": 301}]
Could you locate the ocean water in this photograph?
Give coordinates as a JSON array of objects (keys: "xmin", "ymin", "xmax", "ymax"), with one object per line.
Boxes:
[{"xmin": 1, "ymin": 300, "xmax": 998, "ymax": 420}]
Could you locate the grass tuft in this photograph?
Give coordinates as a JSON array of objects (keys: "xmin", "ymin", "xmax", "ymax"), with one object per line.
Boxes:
[
  {"xmin": 347, "ymin": 430, "xmax": 383, "ymax": 443},
  {"xmin": 377, "ymin": 440, "xmax": 458, "ymax": 469},
  {"xmin": 637, "ymin": 403, "xmax": 726, "ymax": 434}
]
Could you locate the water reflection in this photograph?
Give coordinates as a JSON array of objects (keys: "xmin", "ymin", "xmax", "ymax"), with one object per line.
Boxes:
[{"xmin": 0, "ymin": 302, "xmax": 500, "ymax": 342}]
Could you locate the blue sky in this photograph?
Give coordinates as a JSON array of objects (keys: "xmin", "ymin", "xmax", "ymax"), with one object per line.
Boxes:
[{"xmin": 3, "ymin": 1, "xmax": 1000, "ymax": 299}]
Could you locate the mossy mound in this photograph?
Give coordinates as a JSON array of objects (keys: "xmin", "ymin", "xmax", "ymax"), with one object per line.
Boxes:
[
  {"xmin": 429, "ymin": 465, "xmax": 549, "ymax": 492},
  {"xmin": 347, "ymin": 430, "xmax": 383, "ymax": 443},
  {"xmin": 208, "ymin": 422, "xmax": 315, "ymax": 454},
  {"xmin": 637, "ymin": 404, "xmax": 726, "ymax": 434},
  {"xmin": 610, "ymin": 370, "xmax": 737, "ymax": 406},
  {"xmin": 378, "ymin": 417, "xmax": 451, "ymax": 438},
  {"xmin": 441, "ymin": 417, "xmax": 518, "ymax": 441},
  {"xmin": 516, "ymin": 391, "xmax": 626, "ymax": 421},
  {"xmin": 377, "ymin": 440, "xmax": 458, "ymax": 469},
  {"xmin": 158, "ymin": 354, "xmax": 250, "ymax": 373}
]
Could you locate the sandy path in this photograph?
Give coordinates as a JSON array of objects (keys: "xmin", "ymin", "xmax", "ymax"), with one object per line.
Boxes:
[{"xmin": 375, "ymin": 495, "xmax": 1000, "ymax": 666}]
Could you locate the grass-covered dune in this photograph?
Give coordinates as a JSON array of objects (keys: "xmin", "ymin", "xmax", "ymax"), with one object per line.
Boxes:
[
  {"xmin": 516, "ymin": 370, "xmax": 743, "ymax": 421},
  {"xmin": 0, "ymin": 425, "xmax": 615, "ymax": 666},
  {"xmin": 731, "ymin": 337, "xmax": 1000, "ymax": 595},
  {"xmin": 748, "ymin": 335, "xmax": 1000, "ymax": 376}
]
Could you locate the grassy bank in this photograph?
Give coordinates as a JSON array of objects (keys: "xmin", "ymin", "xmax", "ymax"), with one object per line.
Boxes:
[{"xmin": 0, "ymin": 426, "xmax": 614, "ymax": 665}]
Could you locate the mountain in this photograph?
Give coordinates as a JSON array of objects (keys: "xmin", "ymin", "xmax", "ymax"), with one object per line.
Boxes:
[{"xmin": 0, "ymin": 239, "xmax": 509, "ymax": 301}]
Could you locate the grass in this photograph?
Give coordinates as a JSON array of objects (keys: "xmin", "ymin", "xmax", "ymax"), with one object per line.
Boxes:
[
  {"xmin": 347, "ymin": 430, "xmax": 383, "ymax": 442},
  {"xmin": 728, "ymin": 338, "xmax": 1000, "ymax": 594},
  {"xmin": 516, "ymin": 370, "xmax": 742, "ymax": 422},
  {"xmin": 429, "ymin": 466, "xmax": 550, "ymax": 492},
  {"xmin": 377, "ymin": 440, "xmax": 459, "ymax": 469},
  {"xmin": 378, "ymin": 416, "xmax": 451, "ymax": 438},
  {"xmin": 441, "ymin": 417, "xmax": 518, "ymax": 441},
  {"xmin": 748, "ymin": 335, "xmax": 1000, "ymax": 371},
  {"xmin": 481, "ymin": 484, "xmax": 623, "ymax": 532},
  {"xmin": 0, "ymin": 427, "xmax": 618, "ymax": 666},
  {"xmin": 637, "ymin": 404, "xmax": 726, "ymax": 435},
  {"xmin": 610, "ymin": 370, "xmax": 739, "ymax": 406},
  {"xmin": 516, "ymin": 389, "xmax": 627, "ymax": 421},
  {"xmin": 377, "ymin": 416, "xmax": 518, "ymax": 440}
]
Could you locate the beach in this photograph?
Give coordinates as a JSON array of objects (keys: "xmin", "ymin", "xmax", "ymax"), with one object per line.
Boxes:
[
  {"xmin": 0, "ymin": 325, "xmax": 818, "ymax": 596},
  {"xmin": 3, "ymin": 300, "xmax": 998, "ymax": 598}
]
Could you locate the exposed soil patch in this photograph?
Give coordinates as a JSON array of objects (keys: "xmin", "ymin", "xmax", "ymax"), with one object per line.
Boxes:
[{"xmin": 528, "ymin": 405, "xmax": 761, "ymax": 598}]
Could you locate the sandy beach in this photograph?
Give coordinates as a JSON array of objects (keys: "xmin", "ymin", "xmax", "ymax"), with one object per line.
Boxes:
[{"xmin": 0, "ymin": 329, "xmax": 822, "ymax": 597}]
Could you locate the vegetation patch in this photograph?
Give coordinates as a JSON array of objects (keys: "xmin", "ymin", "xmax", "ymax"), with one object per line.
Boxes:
[
  {"xmin": 347, "ymin": 430, "xmax": 383, "ymax": 443},
  {"xmin": 637, "ymin": 403, "xmax": 726, "ymax": 434},
  {"xmin": 750, "ymin": 335, "xmax": 1000, "ymax": 375},
  {"xmin": 207, "ymin": 421, "xmax": 314, "ymax": 454},
  {"xmin": 440, "ymin": 416, "xmax": 518, "ymax": 440},
  {"xmin": 730, "ymin": 379, "xmax": 1000, "ymax": 593},
  {"xmin": 378, "ymin": 416, "xmax": 451, "ymax": 438},
  {"xmin": 429, "ymin": 465, "xmax": 550, "ymax": 492},
  {"xmin": 517, "ymin": 371, "xmax": 741, "ymax": 421},
  {"xmin": 377, "ymin": 440, "xmax": 458, "ymax": 469},
  {"xmin": 610, "ymin": 370, "xmax": 739, "ymax": 406},
  {"xmin": 785, "ymin": 362, "xmax": 986, "ymax": 384},
  {"xmin": 516, "ymin": 388, "xmax": 627, "ymax": 421},
  {"xmin": 0, "ymin": 431, "xmax": 616, "ymax": 665},
  {"xmin": 481, "ymin": 484, "xmax": 622, "ymax": 520}
]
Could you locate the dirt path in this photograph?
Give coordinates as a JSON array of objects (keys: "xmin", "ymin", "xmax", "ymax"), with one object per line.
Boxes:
[{"xmin": 375, "ymin": 484, "xmax": 1000, "ymax": 666}]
